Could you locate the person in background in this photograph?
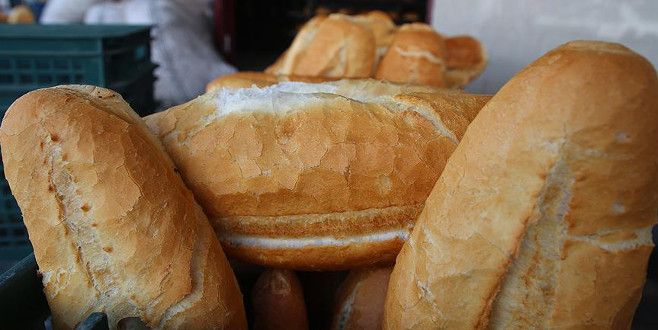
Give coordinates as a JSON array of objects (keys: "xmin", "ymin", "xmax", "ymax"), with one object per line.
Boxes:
[{"xmin": 41, "ymin": 0, "xmax": 236, "ymax": 109}]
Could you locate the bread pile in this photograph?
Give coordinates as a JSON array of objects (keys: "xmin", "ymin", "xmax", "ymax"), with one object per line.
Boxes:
[
  {"xmin": 1, "ymin": 40, "xmax": 656, "ymax": 329},
  {"xmin": 265, "ymin": 12, "xmax": 487, "ymax": 89}
]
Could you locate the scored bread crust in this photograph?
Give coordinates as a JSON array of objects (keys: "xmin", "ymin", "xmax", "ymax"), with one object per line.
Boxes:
[
  {"xmin": 375, "ymin": 23, "xmax": 447, "ymax": 88},
  {"xmin": 206, "ymin": 72, "xmax": 337, "ymax": 92},
  {"xmin": 0, "ymin": 86, "xmax": 247, "ymax": 329},
  {"xmin": 145, "ymin": 79, "xmax": 490, "ymax": 270},
  {"xmin": 383, "ymin": 41, "xmax": 658, "ymax": 329},
  {"xmin": 331, "ymin": 267, "xmax": 393, "ymax": 330}
]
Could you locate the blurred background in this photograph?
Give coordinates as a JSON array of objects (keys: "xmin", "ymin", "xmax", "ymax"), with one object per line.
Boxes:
[{"xmin": 0, "ymin": 0, "xmax": 656, "ymax": 328}]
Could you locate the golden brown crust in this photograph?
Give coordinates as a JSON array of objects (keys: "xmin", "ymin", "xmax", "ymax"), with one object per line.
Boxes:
[
  {"xmin": 251, "ymin": 269, "xmax": 309, "ymax": 330},
  {"xmin": 332, "ymin": 267, "xmax": 393, "ymax": 330},
  {"xmin": 293, "ymin": 14, "xmax": 376, "ymax": 78},
  {"xmin": 145, "ymin": 80, "xmax": 490, "ymax": 270},
  {"xmin": 375, "ymin": 23, "xmax": 447, "ymax": 88},
  {"xmin": 384, "ymin": 41, "xmax": 658, "ymax": 329},
  {"xmin": 0, "ymin": 86, "xmax": 246, "ymax": 329},
  {"xmin": 265, "ymin": 16, "xmax": 327, "ymax": 75}
]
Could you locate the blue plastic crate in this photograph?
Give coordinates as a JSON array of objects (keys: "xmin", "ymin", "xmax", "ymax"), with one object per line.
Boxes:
[{"xmin": 0, "ymin": 25, "xmax": 157, "ymax": 261}]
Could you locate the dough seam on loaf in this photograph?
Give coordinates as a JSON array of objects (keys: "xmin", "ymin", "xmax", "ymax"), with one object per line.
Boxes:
[
  {"xmin": 157, "ymin": 205, "xmax": 209, "ymax": 328},
  {"xmin": 394, "ymin": 47, "xmax": 445, "ymax": 66},
  {"xmin": 378, "ymin": 100, "xmax": 458, "ymax": 145},
  {"xmin": 415, "ymin": 276, "xmax": 443, "ymax": 326},
  {"xmin": 167, "ymin": 84, "xmax": 460, "ymax": 148},
  {"xmin": 215, "ymin": 204, "xmax": 422, "ymax": 225},
  {"xmin": 488, "ymin": 139, "xmax": 571, "ymax": 329},
  {"xmin": 218, "ymin": 227, "xmax": 410, "ymax": 249},
  {"xmin": 564, "ymin": 226, "xmax": 655, "ymax": 252},
  {"xmin": 45, "ymin": 133, "xmax": 142, "ymax": 319}
]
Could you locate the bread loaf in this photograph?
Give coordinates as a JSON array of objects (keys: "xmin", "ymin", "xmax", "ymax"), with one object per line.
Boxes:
[
  {"xmin": 0, "ymin": 86, "xmax": 247, "ymax": 329},
  {"xmin": 266, "ymin": 16, "xmax": 327, "ymax": 76},
  {"xmin": 252, "ymin": 269, "xmax": 308, "ymax": 330},
  {"xmin": 266, "ymin": 14, "xmax": 376, "ymax": 78},
  {"xmin": 331, "ymin": 267, "xmax": 393, "ymax": 330},
  {"xmin": 375, "ymin": 23, "xmax": 447, "ymax": 88},
  {"xmin": 444, "ymin": 36, "xmax": 488, "ymax": 89},
  {"xmin": 384, "ymin": 41, "xmax": 658, "ymax": 329},
  {"xmin": 293, "ymin": 14, "xmax": 376, "ymax": 78},
  {"xmin": 144, "ymin": 79, "xmax": 491, "ymax": 270}
]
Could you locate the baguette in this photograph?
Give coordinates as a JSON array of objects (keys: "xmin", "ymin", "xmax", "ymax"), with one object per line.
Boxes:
[
  {"xmin": 332, "ymin": 267, "xmax": 393, "ymax": 330},
  {"xmin": 0, "ymin": 86, "xmax": 247, "ymax": 329},
  {"xmin": 144, "ymin": 79, "xmax": 491, "ymax": 270},
  {"xmin": 384, "ymin": 41, "xmax": 658, "ymax": 329},
  {"xmin": 252, "ymin": 269, "xmax": 308, "ymax": 330}
]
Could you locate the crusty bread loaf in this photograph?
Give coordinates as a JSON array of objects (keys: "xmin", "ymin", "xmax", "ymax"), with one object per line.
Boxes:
[
  {"xmin": 331, "ymin": 267, "xmax": 393, "ymax": 330},
  {"xmin": 0, "ymin": 86, "xmax": 247, "ymax": 329},
  {"xmin": 292, "ymin": 14, "xmax": 376, "ymax": 78},
  {"xmin": 206, "ymin": 72, "xmax": 336, "ymax": 92},
  {"xmin": 144, "ymin": 79, "xmax": 490, "ymax": 270},
  {"xmin": 444, "ymin": 36, "xmax": 488, "ymax": 89},
  {"xmin": 266, "ymin": 14, "xmax": 376, "ymax": 78},
  {"xmin": 375, "ymin": 23, "xmax": 447, "ymax": 88},
  {"xmin": 266, "ymin": 16, "xmax": 327, "ymax": 76},
  {"xmin": 384, "ymin": 41, "xmax": 658, "ymax": 329},
  {"xmin": 252, "ymin": 269, "xmax": 308, "ymax": 330}
]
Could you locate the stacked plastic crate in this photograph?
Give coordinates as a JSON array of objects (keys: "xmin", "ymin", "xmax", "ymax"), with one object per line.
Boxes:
[{"xmin": 0, "ymin": 24, "xmax": 156, "ymax": 262}]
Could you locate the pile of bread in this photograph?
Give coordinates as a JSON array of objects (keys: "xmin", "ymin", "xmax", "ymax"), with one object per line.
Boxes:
[
  {"xmin": 265, "ymin": 12, "xmax": 487, "ymax": 89},
  {"xmin": 2, "ymin": 34, "xmax": 657, "ymax": 330}
]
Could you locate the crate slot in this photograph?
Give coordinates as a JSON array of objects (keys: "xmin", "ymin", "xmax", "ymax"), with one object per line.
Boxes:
[{"xmin": 15, "ymin": 59, "xmax": 30, "ymax": 70}]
